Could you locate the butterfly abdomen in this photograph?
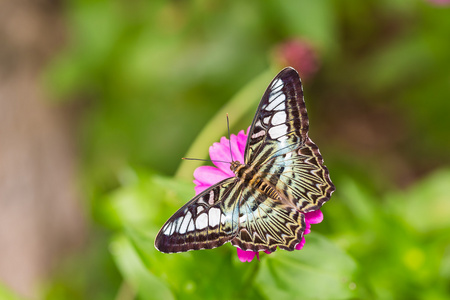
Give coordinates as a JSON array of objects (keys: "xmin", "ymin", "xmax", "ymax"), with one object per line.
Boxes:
[
  {"xmin": 250, "ymin": 176, "xmax": 281, "ymax": 199},
  {"xmin": 232, "ymin": 162, "xmax": 281, "ymax": 200}
]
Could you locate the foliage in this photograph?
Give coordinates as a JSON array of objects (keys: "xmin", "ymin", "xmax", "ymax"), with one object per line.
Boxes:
[
  {"xmin": 0, "ymin": 283, "xmax": 24, "ymax": 300},
  {"xmin": 107, "ymin": 172, "xmax": 357, "ymax": 300},
  {"xmin": 37, "ymin": 0, "xmax": 450, "ymax": 299}
]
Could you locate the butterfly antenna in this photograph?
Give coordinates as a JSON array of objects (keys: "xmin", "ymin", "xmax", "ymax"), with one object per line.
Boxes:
[
  {"xmin": 227, "ymin": 113, "xmax": 234, "ymax": 162},
  {"xmin": 182, "ymin": 157, "xmax": 229, "ymax": 164}
]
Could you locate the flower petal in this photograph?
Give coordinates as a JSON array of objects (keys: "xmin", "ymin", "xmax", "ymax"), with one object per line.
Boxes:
[
  {"xmin": 193, "ymin": 183, "xmax": 210, "ymax": 195},
  {"xmin": 209, "ymin": 141, "xmax": 235, "ymax": 177},
  {"xmin": 295, "ymin": 236, "xmax": 306, "ymax": 250},
  {"xmin": 305, "ymin": 210, "xmax": 323, "ymax": 224},
  {"xmin": 229, "ymin": 129, "xmax": 249, "ymax": 164},
  {"xmin": 237, "ymin": 129, "xmax": 248, "ymax": 158},
  {"xmin": 304, "ymin": 222, "xmax": 311, "ymax": 235},
  {"xmin": 193, "ymin": 166, "xmax": 230, "ymax": 186},
  {"xmin": 229, "ymin": 134, "xmax": 244, "ymax": 164},
  {"xmin": 236, "ymin": 248, "xmax": 258, "ymax": 262}
]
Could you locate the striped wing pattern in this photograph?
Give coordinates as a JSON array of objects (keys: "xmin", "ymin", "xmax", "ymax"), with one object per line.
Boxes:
[
  {"xmin": 230, "ymin": 188, "xmax": 305, "ymax": 252},
  {"xmin": 155, "ymin": 178, "xmax": 241, "ymax": 253},
  {"xmin": 245, "ymin": 68, "xmax": 309, "ymax": 166},
  {"xmin": 155, "ymin": 67, "xmax": 335, "ymax": 254},
  {"xmin": 258, "ymin": 137, "xmax": 335, "ymax": 213}
]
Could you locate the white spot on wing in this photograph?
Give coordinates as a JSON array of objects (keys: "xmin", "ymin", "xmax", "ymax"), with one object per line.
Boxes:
[
  {"xmin": 187, "ymin": 220, "xmax": 195, "ymax": 232},
  {"xmin": 266, "ymin": 94, "xmax": 286, "ymax": 111},
  {"xmin": 196, "ymin": 213, "xmax": 208, "ymax": 230},
  {"xmin": 168, "ymin": 223, "xmax": 175, "ymax": 235},
  {"xmin": 179, "ymin": 212, "xmax": 192, "ymax": 234},
  {"xmin": 209, "ymin": 207, "xmax": 221, "ymax": 227},
  {"xmin": 163, "ymin": 223, "xmax": 171, "ymax": 235},
  {"xmin": 175, "ymin": 217, "xmax": 183, "ymax": 232},
  {"xmin": 271, "ymin": 79, "xmax": 283, "ymax": 92},
  {"xmin": 272, "ymin": 111, "xmax": 286, "ymax": 126},
  {"xmin": 269, "ymin": 124, "xmax": 288, "ymax": 139},
  {"xmin": 208, "ymin": 190, "xmax": 215, "ymax": 205},
  {"xmin": 263, "ymin": 116, "xmax": 270, "ymax": 124},
  {"xmin": 197, "ymin": 206, "xmax": 204, "ymax": 214},
  {"xmin": 278, "ymin": 135, "xmax": 288, "ymax": 142},
  {"xmin": 221, "ymin": 213, "xmax": 231, "ymax": 225},
  {"xmin": 251, "ymin": 130, "xmax": 265, "ymax": 139}
]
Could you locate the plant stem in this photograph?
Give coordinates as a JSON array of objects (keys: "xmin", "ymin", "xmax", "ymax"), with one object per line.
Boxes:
[
  {"xmin": 115, "ymin": 281, "xmax": 135, "ymax": 300},
  {"xmin": 175, "ymin": 69, "xmax": 274, "ymax": 180}
]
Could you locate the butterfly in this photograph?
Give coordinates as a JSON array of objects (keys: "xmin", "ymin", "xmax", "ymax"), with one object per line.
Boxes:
[{"xmin": 155, "ymin": 67, "xmax": 335, "ymax": 254}]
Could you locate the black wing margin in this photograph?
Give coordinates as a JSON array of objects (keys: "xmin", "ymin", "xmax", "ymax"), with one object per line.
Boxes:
[{"xmin": 244, "ymin": 67, "xmax": 309, "ymax": 165}]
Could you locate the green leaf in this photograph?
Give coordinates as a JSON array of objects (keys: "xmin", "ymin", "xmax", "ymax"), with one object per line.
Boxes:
[
  {"xmin": 387, "ymin": 169, "xmax": 450, "ymax": 232},
  {"xmin": 255, "ymin": 233, "xmax": 357, "ymax": 300},
  {"xmin": 0, "ymin": 282, "xmax": 24, "ymax": 300},
  {"xmin": 110, "ymin": 234, "xmax": 175, "ymax": 300},
  {"xmin": 124, "ymin": 225, "xmax": 263, "ymax": 300},
  {"xmin": 275, "ymin": 0, "xmax": 338, "ymax": 52},
  {"xmin": 105, "ymin": 171, "xmax": 194, "ymax": 229},
  {"xmin": 108, "ymin": 173, "xmax": 262, "ymax": 299}
]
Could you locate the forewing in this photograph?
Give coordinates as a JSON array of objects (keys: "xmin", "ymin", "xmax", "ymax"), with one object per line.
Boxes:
[
  {"xmin": 231, "ymin": 187, "xmax": 305, "ymax": 252},
  {"xmin": 155, "ymin": 178, "xmax": 242, "ymax": 253},
  {"xmin": 259, "ymin": 137, "xmax": 335, "ymax": 212},
  {"xmin": 245, "ymin": 67, "xmax": 308, "ymax": 165}
]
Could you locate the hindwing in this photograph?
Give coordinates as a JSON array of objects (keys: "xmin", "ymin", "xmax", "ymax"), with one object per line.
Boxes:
[
  {"xmin": 231, "ymin": 187, "xmax": 305, "ymax": 252},
  {"xmin": 258, "ymin": 137, "xmax": 335, "ymax": 212}
]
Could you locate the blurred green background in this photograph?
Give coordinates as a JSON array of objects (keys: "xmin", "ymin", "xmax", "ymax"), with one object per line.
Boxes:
[{"xmin": 2, "ymin": 0, "xmax": 450, "ymax": 299}]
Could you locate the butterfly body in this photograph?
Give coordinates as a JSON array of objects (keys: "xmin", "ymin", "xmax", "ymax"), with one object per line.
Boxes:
[{"xmin": 155, "ymin": 67, "xmax": 335, "ymax": 254}]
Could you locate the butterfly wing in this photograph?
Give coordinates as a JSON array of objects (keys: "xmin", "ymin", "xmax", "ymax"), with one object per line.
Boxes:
[
  {"xmin": 245, "ymin": 67, "xmax": 309, "ymax": 165},
  {"xmin": 259, "ymin": 137, "xmax": 335, "ymax": 212},
  {"xmin": 231, "ymin": 187, "xmax": 305, "ymax": 252},
  {"xmin": 155, "ymin": 177, "xmax": 242, "ymax": 253},
  {"xmin": 245, "ymin": 67, "xmax": 335, "ymax": 212}
]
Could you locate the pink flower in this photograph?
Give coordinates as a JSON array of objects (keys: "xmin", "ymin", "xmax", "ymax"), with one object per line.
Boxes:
[
  {"xmin": 273, "ymin": 39, "xmax": 320, "ymax": 81},
  {"xmin": 427, "ymin": 0, "xmax": 450, "ymax": 5},
  {"xmin": 193, "ymin": 128, "xmax": 324, "ymax": 262}
]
